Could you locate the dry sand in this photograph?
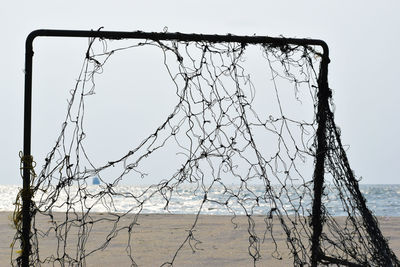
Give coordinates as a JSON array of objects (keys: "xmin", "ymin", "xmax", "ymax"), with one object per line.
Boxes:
[{"xmin": 1, "ymin": 212, "xmax": 400, "ymax": 266}]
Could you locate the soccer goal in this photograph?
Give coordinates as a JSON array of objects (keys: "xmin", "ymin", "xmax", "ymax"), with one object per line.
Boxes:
[{"xmin": 13, "ymin": 29, "xmax": 399, "ymax": 266}]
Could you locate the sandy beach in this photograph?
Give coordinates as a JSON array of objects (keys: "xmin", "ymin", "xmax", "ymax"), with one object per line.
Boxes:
[{"xmin": 1, "ymin": 212, "xmax": 400, "ymax": 266}]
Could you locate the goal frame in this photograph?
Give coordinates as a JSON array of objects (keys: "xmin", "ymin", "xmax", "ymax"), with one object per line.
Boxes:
[{"xmin": 21, "ymin": 29, "xmax": 330, "ymax": 267}]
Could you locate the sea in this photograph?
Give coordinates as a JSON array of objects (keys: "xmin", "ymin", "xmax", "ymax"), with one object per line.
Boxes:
[{"xmin": 1, "ymin": 184, "xmax": 400, "ymax": 217}]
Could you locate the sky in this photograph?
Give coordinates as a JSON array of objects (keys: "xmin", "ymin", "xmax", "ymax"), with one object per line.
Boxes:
[{"xmin": 1, "ymin": 0, "xmax": 399, "ymax": 185}]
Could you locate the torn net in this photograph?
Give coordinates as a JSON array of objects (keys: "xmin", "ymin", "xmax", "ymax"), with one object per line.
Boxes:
[{"xmin": 12, "ymin": 36, "xmax": 399, "ymax": 266}]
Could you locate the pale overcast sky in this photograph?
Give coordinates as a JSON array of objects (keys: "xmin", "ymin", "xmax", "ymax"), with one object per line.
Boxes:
[{"xmin": 1, "ymin": 0, "xmax": 399, "ymax": 184}]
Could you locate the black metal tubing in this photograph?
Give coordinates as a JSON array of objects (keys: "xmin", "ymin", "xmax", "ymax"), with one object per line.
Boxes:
[
  {"xmin": 22, "ymin": 29, "xmax": 330, "ymax": 267},
  {"xmin": 310, "ymin": 44, "xmax": 330, "ymax": 266},
  {"xmin": 25, "ymin": 29, "xmax": 329, "ymax": 51}
]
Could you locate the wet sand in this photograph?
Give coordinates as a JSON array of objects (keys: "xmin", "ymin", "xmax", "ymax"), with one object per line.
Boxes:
[{"xmin": 1, "ymin": 212, "xmax": 400, "ymax": 266}]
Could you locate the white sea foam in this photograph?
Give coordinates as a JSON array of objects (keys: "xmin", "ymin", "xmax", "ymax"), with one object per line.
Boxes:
[{"xmin": 0, "ymin": 185, "xmax": 20, "ymax": 212}]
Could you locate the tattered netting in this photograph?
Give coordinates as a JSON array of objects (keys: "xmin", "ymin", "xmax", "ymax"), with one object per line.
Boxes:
[{"xmin": 13, "ymin": 36, "xmax": 399, "ymax": 266}]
